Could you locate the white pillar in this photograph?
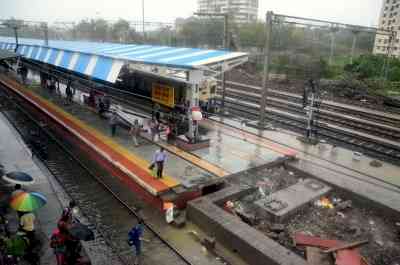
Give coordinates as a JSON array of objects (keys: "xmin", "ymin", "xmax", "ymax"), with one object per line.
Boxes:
[{"xmin": 187, "ymin": 70, "xmax": 203, "ymax": 142}]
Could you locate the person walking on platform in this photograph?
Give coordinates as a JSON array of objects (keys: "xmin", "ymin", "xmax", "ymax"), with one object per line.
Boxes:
[
  {"xmin": 151, "ymin": 147, "xmax": 167, "ymax": 179},
  {"xmin": 128, "ymin": 219, "xmax": 144, "ymax": 265},
  {"xmin": 130, "ymin": 120, "xmax": 142, "ymax": 147},
  {"xmin": 19, "ymin": 211, "xmax": 36, "ymax": 246},
  {"xmin": 98, "ymin": 98, "xmax": 107, "ymax": 119},
  {"xmin": 65, "ymin": 81, "xmax": 73, "ymax": 105},
  {"xmin": 110, "ymin": 112, "xmax": 118, "ymax": 137},
  {"xmin": 149, "ymin": 118, "xmax": 159, "ymax": 142}
]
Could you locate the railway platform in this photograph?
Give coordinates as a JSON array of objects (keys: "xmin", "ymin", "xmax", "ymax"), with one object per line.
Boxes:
[
  {"xmin": 0, "ymin": 94, "xmax": 249, "ymax": 265},
  {"xmin": 0, "ymin": 74, "xmax": 292, "ymax": 210},
  {"xmin": 0, "ymin": 113, "xmax": 120, "ymax": 265},
  {"xmin": 209, "ymin": 116, "xmax": 400, "ymax": 188}
]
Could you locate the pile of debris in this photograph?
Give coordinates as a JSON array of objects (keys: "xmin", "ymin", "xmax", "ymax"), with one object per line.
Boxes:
[
  {"xmin": 293, "ymin": 233, "xmax": 369, "ymax": 265},
  {"xmin": 284, "ymin": 195, "xmax": 400, "ymax": 265}
]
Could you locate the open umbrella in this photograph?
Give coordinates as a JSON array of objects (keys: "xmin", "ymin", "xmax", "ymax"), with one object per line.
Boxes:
[
  {"xmin": 2, "ymin": 172, "xmax": 35, "ymax": 185},
  {"xmin": 68, "ymin": 223, "xmax": 95, "ymax": 241},
  {"xmin": 10, "ymin": 192, "xmax": 47, "ymax": 212}
]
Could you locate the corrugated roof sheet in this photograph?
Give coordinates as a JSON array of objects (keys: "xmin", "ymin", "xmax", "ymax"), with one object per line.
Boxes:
[{"xmin": 0, "ymin": 37, "xmax": 247, "ymax": 83}]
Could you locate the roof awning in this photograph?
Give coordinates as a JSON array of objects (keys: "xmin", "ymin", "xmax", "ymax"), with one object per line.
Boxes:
[{"xmin": 0, "ymin": 36, "xmax": 248, "ymax": 83}]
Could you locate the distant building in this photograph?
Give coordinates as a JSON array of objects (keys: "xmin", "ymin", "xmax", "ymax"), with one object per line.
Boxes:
[
  {"xmin": 373, "ymin": 0, "xmax": 400, "ymax": 56},
  {"xmin": 197, "ymin": 0, "xmax": 259, "ymax": 25}
]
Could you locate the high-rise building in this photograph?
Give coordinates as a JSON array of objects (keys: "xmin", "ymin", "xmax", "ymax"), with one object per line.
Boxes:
[
  {"xmin": 197, "ymin": 0, "xmax": 259, "ymax": 24},
  {"xmin": 373, "ymin": 0, "xmax": 400, "ymax": 56}
]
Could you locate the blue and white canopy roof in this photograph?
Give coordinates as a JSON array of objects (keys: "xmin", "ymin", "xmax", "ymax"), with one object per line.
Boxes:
[{"xmin": 0, "ymin": 37, "xmax": 247, "ymax": 83}]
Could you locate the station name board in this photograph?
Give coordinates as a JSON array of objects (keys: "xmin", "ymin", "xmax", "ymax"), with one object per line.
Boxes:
[{"xmin": 152, "ymin": 83, "xmax": 175, "ymax": 107}]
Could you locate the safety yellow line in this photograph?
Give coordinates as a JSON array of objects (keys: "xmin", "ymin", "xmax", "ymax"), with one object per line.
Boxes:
[{"xmin": 24, "ymin": 87, "xmax": 180, "ymax": 188}]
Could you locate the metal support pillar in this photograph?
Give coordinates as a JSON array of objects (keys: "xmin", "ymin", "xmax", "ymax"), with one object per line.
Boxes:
[
  {"xmin": 220, "ymin": 14, "xmax": 229, "ymax": 114},
  {"xmin": 142, "ymin": 0, "xmax": 146, "ymax": 41},
  {"xmin": 13, "ymin": 26, "xmax": 19, "ymax": 53},
  {"xmin": 259, "ymin": 11, "xmax": 273, "ymax": 126},
  {"xmin": 43, "ymin": 22, "xmax": 49, "ymax": 46},
  {"xmin": 187, "ymin": 70, "xmax": 203, "ymax": 143},
  {"xmin": 329, "ymin": 26, "xmax": 338, "ymax": 65},
  {"xmin": 306, "ymin": 92, "xmax": 315, "ymax": 139},
  {"xmin": 350, "ymin": 30, "xmax": 359, "ymax": 64}
]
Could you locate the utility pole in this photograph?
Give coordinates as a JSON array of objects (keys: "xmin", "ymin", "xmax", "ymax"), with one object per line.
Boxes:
[
  {"xmin": 329, "ymin": 25, "xmax": 339, "ymax": 65},
  {"xmin": 350, "ymin": 29, "xmax": 360, "ymax": 64},
  {"xmin": 194, "ymin": 12, "xmax": 229, "ymax": 114},
  {"xmin": 43, "ymin": 22, "xmax": 49, "ymax": 46},
  {"xmin": 13, "ymin": 26, "xmax": 19, "ymax": 52},
  {"xmin": 259, "ymin": 11, "xmax": 273, "ymax": 127},
  {"xmin": 221, "ymin": 13, "xmax": 229, "ymax": 114},
  {"xmin": 142, "ymin": 0, "xmax": 145, "ymax": 41}
]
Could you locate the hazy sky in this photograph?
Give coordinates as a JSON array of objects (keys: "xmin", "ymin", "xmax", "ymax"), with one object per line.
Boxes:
[{"xmin": 0, "ymin": 0, "xmax": 383, "ymax": 27}]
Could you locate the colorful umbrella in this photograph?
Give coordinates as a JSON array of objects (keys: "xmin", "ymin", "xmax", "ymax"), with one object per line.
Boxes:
[
  {"xmin": 2, "ymin": 172, "xmax": 35, "ymax": 185},
  {"xmin": 10, "ymin": 192, "xmax": 47, "ymax": 212}
]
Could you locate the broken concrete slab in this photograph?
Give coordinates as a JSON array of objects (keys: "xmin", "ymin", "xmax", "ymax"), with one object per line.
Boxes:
[{"xmin": 254, "ymin": 179, "xmax": 331, "ymax": 222}]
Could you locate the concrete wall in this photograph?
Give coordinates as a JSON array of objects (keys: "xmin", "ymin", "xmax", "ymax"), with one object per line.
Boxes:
[{"xmin": 187, "ymin": 186, "xmax": 308, "ymax": 265}]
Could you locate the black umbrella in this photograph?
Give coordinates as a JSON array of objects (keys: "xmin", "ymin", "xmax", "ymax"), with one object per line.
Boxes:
[
  {"xmin": 68, "ymin": 223, "xmax": 95, "ymax": 241},
  {"xmin": 2, "ymin": 172, "xmax": 35, "ymax": 185}
]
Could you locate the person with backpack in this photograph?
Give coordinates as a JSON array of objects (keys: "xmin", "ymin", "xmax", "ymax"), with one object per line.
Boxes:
[{"xmin": 128, "ymin": 219, "xmax": 144, "ymax": 265}]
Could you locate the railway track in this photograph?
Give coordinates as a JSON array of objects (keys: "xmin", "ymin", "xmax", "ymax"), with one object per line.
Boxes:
[
  {"xmin": 0, "ymin": 82, "xmax": 192, "ymax": 265},
  {"xmin": 218, "ymin": 80, "xmax": 400, "ymax": 118},
  {"xmin": 219, "ymin": 81, "xmax": 400, "ymax": 126},
  {"xmin": 9, "ymin": 63, "xmax": 400, "ymax": 164},
  {"xmin": 217, "ymin": 97, "xmax": 400, "ymax": 164},
  {"xmin": 219, "ymin": 88, "xmax": 400, "ymax": 141}
]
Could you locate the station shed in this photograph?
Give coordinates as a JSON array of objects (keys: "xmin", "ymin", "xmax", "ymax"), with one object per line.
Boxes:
[{"xmin": 0, "ymin": 37, "xmax": 248, "ymax": 140}]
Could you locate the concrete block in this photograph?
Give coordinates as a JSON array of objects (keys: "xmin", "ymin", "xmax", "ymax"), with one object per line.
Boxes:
[{"xmin": 254, "ymin": 179, "xmax": 331, "ymax": 222}]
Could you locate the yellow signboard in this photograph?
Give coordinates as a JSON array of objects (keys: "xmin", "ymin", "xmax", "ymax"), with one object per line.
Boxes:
[{"xmin": 152, "ymin": 83, "xmax": 175, "ymax": 107}]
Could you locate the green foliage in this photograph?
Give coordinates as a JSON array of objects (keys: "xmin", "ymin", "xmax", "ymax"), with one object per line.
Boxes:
[
  {"xmin": 177, "ymin": 17, "xmax": 224, "ymax": 48},
  {"xmin": 344, "ymin": 54, "xmax": 400, "ymax": 82},
  {"xmin": 238, "ymin": 22, "xmax": 266, "ymax": 48}
]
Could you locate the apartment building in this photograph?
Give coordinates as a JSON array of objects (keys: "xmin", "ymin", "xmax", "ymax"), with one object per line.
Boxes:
[
  {"xmin": 197, "ymin": 0, "xmax": 259, "ymax": 24},
  {"xmin": 374, "ymin": 0, "xmax": 400, "ymax": 56}
]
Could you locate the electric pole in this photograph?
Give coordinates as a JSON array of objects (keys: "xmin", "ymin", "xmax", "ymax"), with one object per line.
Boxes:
[
  {"xmin": 142, "ymin": 0, "xmax": 145, "ymax": 41},
  {"xmin": 194, "ymin": 12, "xmax": 229, "ymax": 114},
  {"xmin": 259, "ymin": 11, "xmax": 273, "ymax": 127}
]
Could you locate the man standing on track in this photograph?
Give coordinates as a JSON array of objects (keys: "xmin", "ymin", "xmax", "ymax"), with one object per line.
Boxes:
[
  {"xmin": 151, "ymin": 147, "xmax": 167, "ymax": 179},
  {"xmin": 128, "ymin": 219, "xmax": 144, "ymax": 265}
]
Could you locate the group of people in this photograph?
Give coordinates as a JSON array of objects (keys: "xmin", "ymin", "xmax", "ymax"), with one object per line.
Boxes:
[
  {"xmin": 0, "ymin": 184, "xmax": 40, "ymax": 265},
  {"xmin": 39, "ymin": 72, "xmax": 77, "ymax": 105}
]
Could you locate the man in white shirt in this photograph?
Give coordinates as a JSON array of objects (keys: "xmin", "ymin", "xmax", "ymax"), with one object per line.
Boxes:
[{"xmin": 152, "ymin": 147, "xmax": 167, "ymax": 179}]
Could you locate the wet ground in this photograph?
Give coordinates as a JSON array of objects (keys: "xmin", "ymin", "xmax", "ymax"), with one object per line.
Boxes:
[
  {"xmin": 223, "ymin": 165, "xmax": 400, "ymax": 265},
  {"xmin": 3, "ymin": 72, "xmax": 250, "ymax": 265}
]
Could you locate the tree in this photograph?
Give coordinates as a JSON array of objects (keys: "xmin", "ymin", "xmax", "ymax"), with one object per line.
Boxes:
[
  {"xmin": 111, "ymin": 19, "xmax": 131, "ymax": 42},
  {"xmin": 238, "ymin": 22, "xmax": 266, "ymax": 48}
]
